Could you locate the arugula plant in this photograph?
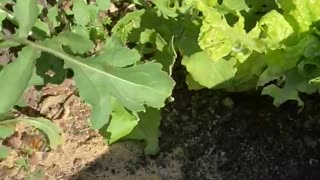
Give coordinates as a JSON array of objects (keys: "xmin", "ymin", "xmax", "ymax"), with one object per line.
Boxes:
[{"xmin": 0, "ymin": 0, "xmax": 174, "ymax": 155}]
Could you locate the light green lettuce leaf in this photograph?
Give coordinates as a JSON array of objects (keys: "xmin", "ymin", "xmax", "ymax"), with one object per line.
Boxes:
[
  {"xmin": 277, "ymin": 0, "xmax": 320, "ymax": 33},
  {"xmin": 219, "ymin": 0, "xmax": 249, "ymax": 11},
  {"xmin": 262, "ymin": 69, "xmax": 319, "ymax": 107},
  {"xmin": 198, "ymin": 9, "xmax": 264, "ymax": 63},
  {"xmin": 258, "ymin": 10, "xmax": 293, "ymax": 50},
  {"xmin": 182, "ymin": 51, "xmax": 237, "ymax": 88},
  {"xmin": 258, "ymin": 35, "xmax": 320, "ymax": 86}
]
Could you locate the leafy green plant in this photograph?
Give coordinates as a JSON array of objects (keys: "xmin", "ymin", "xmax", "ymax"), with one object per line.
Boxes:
[
  {"xmin": 184, "ymin": 0, "xmax": 320, "ymax": 107},
  {"xmin": 113, "ymin": 0, "xmax": 320, "ymax": 107},
  {"xmin": 2, "ymin": 0, "xmax": 320, "ymax": 156},
  {"xmin": 0, "ymin": 0, "xmax": 174, "ymax": 155}
]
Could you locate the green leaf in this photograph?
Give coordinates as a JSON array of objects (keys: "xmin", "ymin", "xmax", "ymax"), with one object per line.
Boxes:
[
  {"xmin": 71, "ymin": 26, "xmax": 91, "ymax": 39},
  {"xmin": 0, "ymin": 46, "xmax": 41, "ymax": 113},
  {"xmin": 96, "ymin": 0, "xmax": 110, "ymax": 10},
  {"xmin": 258, "ymin": 35, "xmax": 320, "ymax": 86},
  {"xmin": 198, "ymin": 9, "xmax": 263, "ymax": 62},
  {"xmin": 0, "ymin": 112, "xmax": 15, "ymax": 121},
  {"xmin": 0, "ymin": 41, "xmax": 20, "ymax": 49},
  {"xmin": 112, "ymin": 9, "xmax": 145, "ymax": 42},
  {"xmin": 0, "ymin": 117, "xmax": 64, "ymax": 149},
  {"xmin": 89, "ymin": 36, "xmax": 140, "ymax": 67},
  {"xmin": 182, "ymin": 51, "xmax": 237, "ymax": 88},
  {"xmin": 223, "ymin": 52, "xmax": 266, "ymax": 92},
  {"xmin": 102, "ymin": 98, "xmax": 138, "ymax": 144},
  {"xmin": 152, "ymin": 0, "xmax": 195, "ymax": 18},
  {"xmin": 47, "ymin": 5, "xmax": 59, "ymax": 28},
  {"xmin": 219, "ymin": 0, "xmax": 248, "ymax": 11},
  {"xmin": 176, "ymin": 16, "xmax": 202, "ymax": 56},
  {"xmin": 72, "ymin": 0, "xmax": 91, "ymax": 26},
  {"xmin": 15, "ymin": 158, "xmax": 27, "ymax": 167},
  {"xmin": 298, "ymin": 59, "xmax": 320, "ymax": 80},
  {"xmin": 277, "ymin": 0, "xmax": 320, "ymax": 33},
  {"xmin": 32, "ymin": 19, "xmax": 50, "ymax": 38},
  {"xmin": 186, "ymin": 74, "xmax": 205, "ymax": 90},
  {"xmin": 153, "ymin": 36, "xmax": 176, "ymax": 75},
  {"xmin": 257, "ymin": 10, "xmax": 293, "ymax": 50},
  {"xmin": 13, "ymin": 0, "xmax": 39, "ymax": 37},
  {"xmin": 31, "ymin": 35, "xmax": 174, "ymax": 130},
  {"xmin": 0, "ymin": 146, "xmax": 10, "ymax": 159},
  {"xmin": 68, "ymin": 61, "xmax": 174, "ymax": 129},
  {"xmin": 261, "ymin": 69, "xmax": 317, "ymax": 107},
  {"xmin": 21, "ymin": 118, "xmax": 63, "ymax": 149},
  {"xmin": 56, "ymin": 32, "xmax": 94, "ymax": 54},
  {"xmin": 0, "ymin": 125, "xmax": 14, "ymax": 139},
  {"xmin": 138, "ymin": 29, "xmax": 176, "ymax": 74},
  {"xmin": 0, "ymin": 10, "xmax": 7, "ymax": 27},
  {"xmin": 262, "ymin": 84, "xmax": 302, "ymax": 107},
  {"xmin": 125, "ymin": 107, "xmax": 161, "ymax": 155}
]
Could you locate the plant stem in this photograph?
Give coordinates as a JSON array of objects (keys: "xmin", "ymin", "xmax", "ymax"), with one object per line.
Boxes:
[
  {"xmin": 12, "ymin": 38, "xmax": 104, "ymax": 74},
  {"xmin": 16, "ymin": 38, "xmax": 77, "ymax": 64}
]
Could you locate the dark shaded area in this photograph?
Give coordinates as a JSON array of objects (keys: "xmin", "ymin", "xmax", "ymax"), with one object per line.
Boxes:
[{"xmin": 71, "ymin": 65, "xmax": 320, "ymax": 180}]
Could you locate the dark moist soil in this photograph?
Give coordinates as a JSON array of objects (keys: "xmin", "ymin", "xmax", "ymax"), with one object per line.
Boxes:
[{"xmin": 157, "ymin": 65, "xmax": 320, "ymax": 180}]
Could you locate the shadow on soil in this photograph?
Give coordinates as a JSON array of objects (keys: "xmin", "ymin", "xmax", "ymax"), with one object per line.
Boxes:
[{"xmin": 70, "ymin": 81, "xmax": 320, "ymax": 180}]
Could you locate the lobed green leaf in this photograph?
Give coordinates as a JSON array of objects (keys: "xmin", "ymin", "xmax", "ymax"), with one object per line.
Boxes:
[
  {"xmin": 125, "ymin": 107, "xmax": 161, "ymax": 155},
  {"xmin": 13, "ymin": 0, "xmax": 39, "ymax": 37},
  {"xmin": 0, "ymin": 46, "xmax": 40, "ymax": 113}
]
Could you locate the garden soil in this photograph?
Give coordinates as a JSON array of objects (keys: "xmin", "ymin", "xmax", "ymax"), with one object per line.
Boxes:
[{"xmin": 1, "ymin": 66, "xmax": 320, "ymax": 180}]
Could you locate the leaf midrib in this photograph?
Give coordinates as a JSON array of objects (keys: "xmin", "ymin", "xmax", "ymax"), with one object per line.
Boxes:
[{"xmin": 20, "ymin": 39, "xmax": 169, "ymax": 97}]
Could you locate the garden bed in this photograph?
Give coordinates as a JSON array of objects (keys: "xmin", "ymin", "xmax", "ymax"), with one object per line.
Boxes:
[{"xmin": 1, "ymin": 66, "xmax": 320, "ymax": 180}]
